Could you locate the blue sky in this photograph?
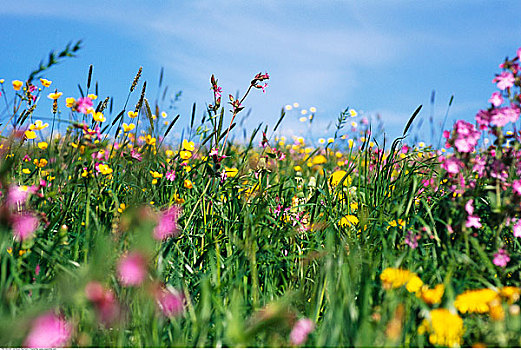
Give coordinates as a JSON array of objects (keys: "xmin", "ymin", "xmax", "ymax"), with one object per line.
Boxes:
[{"xmin": 1, "ymin": 1, "xmax": 521, "ymax": 144}]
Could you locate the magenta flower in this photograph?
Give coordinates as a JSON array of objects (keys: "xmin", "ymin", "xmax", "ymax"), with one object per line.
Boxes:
[
  {"xmin": 441, "ymin": 156, "xmax": 462, "ymax": 175},
  {"xmin": 452, "ymin": 120, "xmax": 480, "ymax": 153},
  {"xmin": 513, "ymin": 180, "xmax": 521, "ymax": 196},
  {"xmin": 290, "ymin": 318, "xmax": 315, "ymax": 346},
  {"xmin": 130, "ymin": 148, "xmax": 142, "ymax": 162},
  {"xmin": 493, "ymin": 71, "xmax": 515, "ymax": 90},
  {"xmin": 153, "ymin": 206, "xmax": 181, "ymax": 240},
  {"xmin": 493, "ymin": 248, "xmax": 510, "ymax": 267},
  {"xmin": 155, "ymin": 286, "xmax": 185, "ymax": 318},
  {"xmin": 165, "ymin": 170, "xmax": 176, "ymax": 181},
  {"xmin": 12, "ymin": 212, "xmax": 39, "ymax": 241},
  {"xmin": 513, "ymin": 220, "xmax": 521, "ymax": 238},
  {"xmin": 24, "ymin": 312, "xmax": 72, "ymax": 348},
  {"xmin": 7, "ymin": 185, "xmax": 30, "ymax": 207},
  {"xmin": 490, "ymin": 105, "xmax": 520, "ymax": 127},
  {"xmin": 85, "ymin": 281, "xmax": 120, "ymax": 325},
  {"xmin": 117, "ymin": 252, "xmax": 147, "ymax": 286},
  {"xmin": 489, "ymin": 92, "xmax": 503, "ymax": 107},
  {"xmin": 76, "ymin": 97, "xmax": 93, "ymax": 114},
  {"xmin": 466, "ymin": 215, "xmax": 482, "ymax": 229},
  {"xmin": 464, "ymin": 199, "xmax": 474, "ymax": 215}
]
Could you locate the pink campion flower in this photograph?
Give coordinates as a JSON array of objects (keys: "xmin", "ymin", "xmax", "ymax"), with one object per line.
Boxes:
[
  {"xmin": 165, "ymin": 170, "xmax": 176, "ymax": 181},
  {"xmin": 155, "ymin": 286, "xmax": 185, "ymax": 318},
  {"xmin": 466, "ymin": 215, "xmax": 482, "ymax": 229},
  {"xmin": 130, "ymin": 148, "xmax": 142, "ymax": 162},
  {"xmin": 290, "ymin": 318, "xmax": 315, "ymax": 346},
  {"xmin": 12, "ymin": 212, "xmax": 39, "ymax": 241},
  {"xmin": 475, "ymin": 109, "xmax": 493, "ymax": 129},
  {"xmin": 513, "ymin": 220, "xmax": 521, "ymax": 238},
  {"xmin": 513, "ymin": 179, "xmax": 521, "ymax": 195},
  {"xmin": 493, "ymin": 248, "xmax": 510, "ymax": 267},
  {"xmin": 472, "ymin": 156, "xmax": 486, "ymax": 177},
  {"xmin": 493, "ymin": 71, "xmax": 515, "ymax": 90},
  {"xmin": 452, "ymin": 120, "xmax": 480, "ymax": 153},
  {"xmin": 117, "ymin": 252, "xmax": 147, "ymax": 286},
  {"xmin": 85, "ymin": 281, "xmax": 120, "ymax": 326},
  {"xmin": 153, "ymin": 206, "xmax": 181, "ymax": 240},
  {"xmin": 441, "ymin": 156, "xmax": 462, "ymax": 175},
  {"xmin": 491, "ymin": 106, "xmax": 520, "ymax": 127},
  {"xmin": 464, "ymin": 199, "xmax": 474, "ymax": 215},
  {"xmin": 489, "ymin": 92, "xmax": 504, "ymax": 107},
  {"xmin": 76, "ymin": 97, "xmax": 93, "ymax": 114},
  {"xmin": 24, "ymin": 312, "xmax": 72, "ymax": 348}
]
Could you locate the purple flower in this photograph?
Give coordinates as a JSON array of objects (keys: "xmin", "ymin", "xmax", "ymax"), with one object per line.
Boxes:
[
  {"xmin": 155, "ymin": 286, "xmax": 185, "ymax": 318},
  {"xmin": 489, "ymin": 92, "xmax": 503, "ymax": 107},
  {"xmin": 117, "ymin": 252, "xmax": 147, "ymax": 286},
  {"xmin": 12, "ymin": 212, "xmax": 39, "ymax": 241},
  {"xmin": 290, "ymin": 318, "xmax": 315, "ymax": 346},
  {"xmin": 493, "ymin": 71, "xmax": 515, "ymax": 90},
  {"xmin": 24, "ymin": 312, "xmax": 72, "ymax": 348},
  {"xmin": 493, "ymin": 248, "xmax": 510, "ymax": 267},
  {"xmin": 153, "ymin": 206, "xmax": 181, "ymax": 240}
]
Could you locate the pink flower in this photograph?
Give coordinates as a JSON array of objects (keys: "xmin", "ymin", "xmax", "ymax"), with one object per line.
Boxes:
[
  {"xmin": 513, "ymin": 220, "xmax": 521, "ymax": 238},
  {"xmin": 441, "ymin": 156, "xmax": 462, "ymax": 175},
  {"xmin": 155, "ymin": 286, "xmax": 185, "ymax": 318},
  {"xmin": 493, "ymin": 71, "xmax": 515, "ymax": 90},
  {"xmin": 491, "ymin": 106, "xmax": 520, "ymax": 127},
  {"xmin": 290, "ymin": 318, "xmax": 314, "ymax": 346},
  {"xmin": 489, "ymin": 92, "xmax": 503, "ymax": 107},
  {"xmin": 464, "ymin": 199, "xmax": 474, "ymax": 215},
  {"xmin": 466, "ymin": 215, "xmax": 482, "ymax": 229},
  {"xmin": 513, "ymin": 179, "xmax": 521, "ymax": 196},
  {"xmin": 493, "ymin": 248, "xmax": 510, "ymax": 267},
  {"xmin": 130, "ymin": 148, "xmax": 142, "ymax": 162},
  {"xmin": 12, "ymin": 212, "xmax": 39, "ymax": 241},
  {"xmin": 165, "ymin": 170, "xmax": 176, "ymax": 181},
  {"xmin": 76, "ymin": 97, "xmax": 93, "ymax": 114},
  {"xmin": 85, "ymin": 281, "xmax": 120, "ymax": 325},
  {"xmin": 518, "ymin": 47, "xmax": 521, "ymax": 61},
  {"xmin": 24, "ymin": 312, "xmax": 72, "ymax": 348},
  {"xmin": 117, "ymin": 252, "xmax": 147, "ymax": 286},
  {"xmin": 452, "ymin": 120, "xmax": 480, "ymax": 153},
  {"xmin": 7, "ymin": 185, "xmax": 30, "ymax": 207},
  {"xmin": 153, "ymin": 206, "xmax": 181, "ymax": 240}
]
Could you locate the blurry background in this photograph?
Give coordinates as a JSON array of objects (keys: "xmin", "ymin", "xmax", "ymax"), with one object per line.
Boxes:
[{"xmin": 1, "ymin": 0, "xmax": 521, "ymax": 143}]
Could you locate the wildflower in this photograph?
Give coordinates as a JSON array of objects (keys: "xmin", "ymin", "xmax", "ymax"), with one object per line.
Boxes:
[
  {"xmin": 12, "ymin": 212, "xmax": 39, "ymax": 241},
  {"xmin": 182, "ymin": 139, "xmax": 195, "ymax": 151},
  {"xmin": 466, "ymin": 215, "xmax": 482, "ymax": 229},
  {"xmin": 329, "ymin": 170, "xmax": 351, "ymax": 188},
  {"xmin": 513, "ymin": 219, "xmax": 521, "ymax": 238},
  {"xmin": 184, "ymin": 179, "xmax": 193, "ymax": 189},
  {"xmin": 165, "ymin": 170, "xmax": 176, "ymax": 181},
  {"xmin": 513, "ymin": 180, "xmax": 521, "ymax": 196},
  {"xmin": 47, "ymin": 92, "xmax": 63, "ymax": 100},
  {"xmin": 65, "ymin": 97, "xmax": 75, "ymax": 108},
  {"xmin": 289, "ymin": 318, "xmax": 314, "ymax": 346},
  {"xmin": 180, "ymin": 150, "xmax": 192, "ymax": 160},
  {"xmin": 155, "ymin": 286, "xmax": 185, "ymax": 318},
  {"xmin": 500, "ymin": 286, "xmax": 520, "ymax": 304},
  {"xmin": 311, "ymin": 154, "xmax": 327, "ymax": 165},
  {"xmin": 92, "ymin": 112, "xmax": 106, "ymax": 123},
  {"xmin": 493, "ymin": 248, "xmax": 510, "ymax": 267},
  {"xmin": 76, "ymin": 97, "xmax": 93, "ymax": 114},
  {"xmin": 380, "ymin": 268, "xmax": 415, "ymax": 289},
  {"xmin": 153, "ymin": 206, "xmax": 181, "ymax": 240},
  {"xmin": 122, "ymin": 123, "xmax": 135, "ymax": 132},
  {"xmin": 420, "ymin": 284, "xmax": 445, "ymax": 305},
  {"xmin": 85, "ymin": 281, "xmax": 120, "ymax": 326},
  {"xmin": 128, "ymin": 111, "xmax": 138, "ymax": 118},
  {"xmin": 405, "ymin": 275, "xmax": 423, "ymax": 293},
  {"xmin": 454, "ymin": 288, "xmax": 499, "ymax": 313},
  {"xmin": 24, "ymin": 312, "xmax": 72, "ymax": 348},
  {"xmin": 387, "ymin": 219, "xmax": 405, "ymax": 229},
  {"xmin": 38, "ymin": 142, "xmax": 48, "ymax": 150},
  {"xmin": 96, "ymin": 163, "xmax": 113, "ymax": 175},
  {"xmin": 418, "ymin": 308, "xmax": 463, "ymax": 347},
  {"xmin": 489, "ymin": 91, "xmax": 503, "ymax": 107},
  {"xmin": 339, "ymin": 215, "xmax": 358, "ymax": 227},
  {"xmin": 493, "ymin": 71, "xmax": 515, "ymax": 90},
  {"xmin": 349, "ymin": 109, "xmax": 357, "ymax": 117},
  {"xmin": 87, "ymin": 94, "xmax": 97, "ymax": 100},
  {"xmin": 40, "ymin": 78, "xmax": 52, "ymax": 87},
  {"xmin": 25, "ymin": 130, "xmax": 37, "ymax": 139},
  {"xmin": 150, "ymin": 171, "xmax": 163, "ymax": 185},
  {"xmin": 31, "ymin": 120, "xmax": 49, "ymax": 131},
  {"xmin": 12, "ymin": 80, "xmax": 23, "ymax": 91},
  {"xmin": 118, "ymin": 203, "xmax": 126, "ymax": 213},
  {"xmin": 145, "ymin": 135, "xmax": 156, "ymax": 146},
  {"xmin": 117, "ymin": 252, "xmax": 147, "ymax": 286}
]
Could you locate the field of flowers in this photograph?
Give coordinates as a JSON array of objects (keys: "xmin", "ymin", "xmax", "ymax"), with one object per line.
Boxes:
[{"xmin": 1, "ymin": 45, "xmax": 521, "ymax": 348}]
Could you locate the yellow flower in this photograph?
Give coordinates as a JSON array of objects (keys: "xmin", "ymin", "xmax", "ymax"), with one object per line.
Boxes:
[
  {"xmin": 92, "ymin": 112, "xmax": 106, "ymax": 123},
  {"xmin": 66, "ymin": 97, "xmax": 75, "ymax": 108},
  {"xmin": 182, "ymin": 139, "xmax": 195, "ymax": 151},
  {"xmin": 225, "ymin": 167, "xmax": 239, "ymax": 178},
  {"xmin": 454, "ymin": 288, "xmax": 499, "ymax": 314},
  {"xmin": 329, "ymin": 170, "xmax": 352, "ymax": 187},
  {"xmin": 0, "ymin": 79, "xmax": 4, "ymax": 84},
  {"xmin": 349, "ymin": 109, "xmax": 358, "ymax": 117},
  {"xmin": 122, "ymin": 123, "xmax": 135, "ymax": 132},
  {"xmin": 380, "ymin": 268, "xmax": 416, "ymax": 289},
  {"xmin": 87, "ymin": 94, "xmax": 97, "ymax": 100},
  {"xmin": 25, "ymin": 130, "xmax": 37, "ymax": 139},
  {"xmin": 387, "ymin": 219, "xmax": 406, "ymax": 229},
  {"xmin": 350, "ymin": 202, "xmax": 358, "ymax": 212},
  {"xmin": 311, "ymin": 154, "xmax": 327, "ymax": 165},
  {"xmin": 47, "ymin": 92, "xmax": 63, "ymax": 100},
  {"xmin": 37, "ymin": 142, "xmax": 48, "ymax": 150},
  {"xmin": 118, "ymin": 203, "xmax": 126, "ymax": 213},
  {"xmin": 184, "ymin": 179, "xmax": 193, "ymax": 189},
  {"xmin": 339, "ymin": 214, "xmax": 359, "ymax": 227},
  {"xmin": 33, "ymin": 158, "xmax": 48, "ymax": 168},
  {"xmin": 419, "ymin": 308, "xmax": 463, "ymax": 347},
  {"xmin": 294, "ymin": 165, "xmax": 302, "ymax": 172},
  {"xmin": 22, "ymin": 168, "xmax": 31, "ymax": 174},
  {"xmin": 420, "ymin": 284, "xmax": 445, "ymax": 304},
  {"xmin": 500, "ymin": 286, "xmax": 520, "ymax": 304},
  {"xmin": 165, "ymin": 149, "xmax": 174, "ymax": 158},
  {"xmin": 12, "ymin": 80, "xmax": 23, "ymax": 91},
  {"xmin": 405, "ymin": 275, "xmax": 424, "ymax": 293},
  {"xmin": 180, "ymin": 150, "xmax": 192, "ymax": 160},
  {"xmin": 128, "ymin": 111, "xmax": 138, "ymax": 118},
  {"xmin": 40, "ymin": 78, "xmax": 52, "ymax": 87},
  {"xmin": 150, "ymin": 171, "xmax": 163, "ymax": 179},
  {"xmin": 97, "ymin": 164, "xmax": 113, "ymax": 175},
  {"xmin": 145, "ymin": 135, "xmax": 156, "ymax": 146},
  {"xmin": 30, "ymin": 120, "xmax": 49, "ymax": 131}
]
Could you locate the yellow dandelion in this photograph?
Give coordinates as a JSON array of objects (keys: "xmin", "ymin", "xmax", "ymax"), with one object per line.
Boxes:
[
  {"xmin": 329, "ymin": 170, "xmax": 352, "ymax": 188},
  {"xmin": 420, "ymin": 284, "xmax": 445, "ymax": 305},
  {"xmin": 419, "ymin": 308, "xmax": 463, "ymax": 347},
  {"xmin": 184, "ymin": 179, "xmax": 193, "ymax": 189},
  {"xmin": 380, "ymin": 267, "xmax": 415, "ymax": 289},
  {"xmin": 454, "ymin": 288, "xmax": 499, "ymax": 314},
  {"xmin": 405, "ymin": 275, "xmax": 424, "ymax": 293},
  {"xmin": 311, "ymin": 154, "xmax": 327, "ymax": 165}
]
